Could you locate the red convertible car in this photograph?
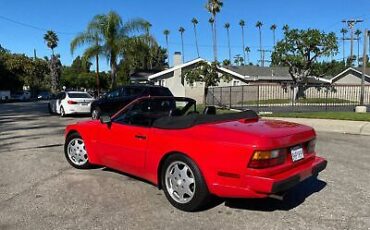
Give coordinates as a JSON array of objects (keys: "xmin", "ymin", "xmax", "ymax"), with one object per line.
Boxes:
[{"xmin": 64, "ymin": 96, "xmax": 327, "ymax": 211}]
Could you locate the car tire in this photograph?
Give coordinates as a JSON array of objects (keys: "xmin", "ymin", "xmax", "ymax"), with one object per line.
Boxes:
[
  {"xmin": 91, "ymin": 107, "xmax": 101, "ymax": 120},
  {"xmin": 161, "ymin": 154, "xmax": 210, "ymax": 212},
  {"xmin": 64, "ymin": 133, "xmax": 92, "ymax": 169},
  {"xmin": 60, "ymin": 106, "xmax": 66, "ymax": 117}
]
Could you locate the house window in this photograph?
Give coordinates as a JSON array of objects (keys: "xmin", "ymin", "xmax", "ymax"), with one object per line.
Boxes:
[{"xmin": 233, "ymin": 80, "xmax": 240, "ymax": 86}]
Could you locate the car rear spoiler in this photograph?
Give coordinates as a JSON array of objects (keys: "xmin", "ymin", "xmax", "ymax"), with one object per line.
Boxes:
[{"xmin": 152, "ymin": 110, "xmax": 258, "ymax": 129}]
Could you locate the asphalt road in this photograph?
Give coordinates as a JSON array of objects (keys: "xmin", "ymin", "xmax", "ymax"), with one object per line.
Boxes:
[{"xmin": 0, "ymin": 101, "xmax": 369, "ymax": 230}]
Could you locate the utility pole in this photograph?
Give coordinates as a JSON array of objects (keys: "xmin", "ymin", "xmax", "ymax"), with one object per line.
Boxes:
[
  {"xmin": 342, "ymin": 19, "xmax": 363, "ymax": 63},
  {"xmin": 257, "ymin": 49, "xmax": 271, "ymax": 67}
]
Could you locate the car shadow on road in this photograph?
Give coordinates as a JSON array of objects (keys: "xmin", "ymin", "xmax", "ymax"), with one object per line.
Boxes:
[{"xmin": 223, "ymin": 177, "xmax": 327, "ymax": 211}]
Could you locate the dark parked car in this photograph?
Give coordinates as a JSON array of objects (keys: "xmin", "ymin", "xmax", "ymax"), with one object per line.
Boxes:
[{"xmin": 90, "ymin": 85, "xmax": 173, "ymax": 119}]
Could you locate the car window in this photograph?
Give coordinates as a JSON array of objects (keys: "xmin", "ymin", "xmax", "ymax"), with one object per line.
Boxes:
[
  {"xmin": 125, "ymin": 87, "xmax": 144, "ymax": 96},
  {"xmin": 107, "ymin": 89, "xmax": 121, "ymax": 98},
  {"xmin": 149, "ymin": 87, "xmax": 173, "ymax": 96},
  {"xmin": 113, "ymin": 98, "xmax": 195, "ymax": 127},
  {"xmin": 114, "ymin": 99, "xmax": 152, "ymax": 127},
  {"xmin": 68, "ymin": 92, "xmax": 92, "ymax": 98}
]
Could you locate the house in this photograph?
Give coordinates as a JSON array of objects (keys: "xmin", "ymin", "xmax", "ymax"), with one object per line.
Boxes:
[
  {"xmin": 329, "ymin": 67, "xmax": 370, "ymax": 85},
  {"xmin": 146, "ymin": 52, "xmax": 330, "ymax": 103}
]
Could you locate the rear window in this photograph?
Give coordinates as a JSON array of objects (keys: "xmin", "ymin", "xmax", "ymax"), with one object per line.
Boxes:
[
  {"xmin": 68, "ymin": 92, "xmax": 92, "ymax": 98},
  {"xmin": 149, "ymin": 87, "xmax": 173, "ymax": 96}
]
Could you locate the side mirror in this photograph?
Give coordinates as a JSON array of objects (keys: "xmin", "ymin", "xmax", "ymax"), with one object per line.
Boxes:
[{"xmin": 100, "ymin": 114, "xmax": 112, "ymax": 126}]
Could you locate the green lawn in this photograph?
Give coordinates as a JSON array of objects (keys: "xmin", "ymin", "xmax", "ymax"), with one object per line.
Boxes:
[
  {"xmin": 262, "ymin": 112, "xmax": 370, "ymax": 122},
  {"xmin": 238, "ymin": 98, "xmax": 356, "ymax": 105}
]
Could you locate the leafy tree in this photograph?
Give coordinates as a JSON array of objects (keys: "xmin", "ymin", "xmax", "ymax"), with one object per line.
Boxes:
[
  {"xmin": 77, "ymin": 11, "xmax": 148, "ymax": 89},
  {"xmin": 239, "ymin": 20, "xmax": 246, "ymax": 62},
  {"xmin": 182, "ymin": 61, "xmax": 231, "ymax": 104},
  {"xmin": 191, "ymin": 18, "xmax": 200, "ymax": 57},
  {"xmin": 1, "ymin": 52, "xmax": 49, "ymax": 94},
  {"xmin": 233, "ymin": 54, "xmax": 244, "ymax": 66},
  {"xmin": 44, "ymin": 30, "xmax": 61, "ymax": 93},
  {"xmin": 206, "ymin": 0, "xmax": 223, "ymax": 61},
  {"xmin": 70, "ymin": 56, "xmax": 91, "ymax": 73},
  {"xmin": 222, "ymin": 59, "xmax": 230, "ymax": 66},
  {"xmin": 71, "ymin": 19, "xmax": 105, "ymax": 95},
  {"xmin": 272, "ymin": 28, "xmax": 338, "ymax": 99},
  {"xmin": 179, "ymin": 27, "xmax": 185, "ymax": 63},
  {"xmin": 224, "ymin": 22, "xmax": 231, "ymax": 63}
]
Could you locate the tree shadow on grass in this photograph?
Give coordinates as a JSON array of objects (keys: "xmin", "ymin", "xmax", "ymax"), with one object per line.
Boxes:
[{"xmin": 224, "ymin": 177, "xmax": 327, "ymax": 211}]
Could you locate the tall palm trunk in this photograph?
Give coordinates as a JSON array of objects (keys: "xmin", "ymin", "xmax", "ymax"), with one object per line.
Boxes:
[
  {"xmin": 357, "ymin": 37, "xmax": 360, "ymax": 67},
  {"xmin": 273, "ymin": 30, "xmax": 276, "ymax": 47},
  {"xmin": 165, "ymin": 35, "xmax": 169, "ymax": 64},
  {"xmin": 226, "ymin": 28, "xmax": 231, "ymax": 63},
  {"xmin": 193, "ymin": 25, "xmax": 200, "ymax": 57},
  {"xmin": 110, "ymin": 55, "xmax": 117, "ymax": 89},
  {"xmin": 213, "ymin": 17, "xmax": 218, "ymax": 62},
  {"xmin": 241, "ymin": 27, "xmax": 246, "ymax": 64},
  {"xmin": 259, "ymin": 28, "xmax": 262, "ymax": 66},
  {"xmin": 342, "ymin": 33, "xmax": 346, "ymax": 64},
  {"xmin": 180, "ymin": 33, "xmax": 185, "ymax": 63},
  {"xmin": 95, "ymin": 54, "xmax": 100, "ymax": 96}
]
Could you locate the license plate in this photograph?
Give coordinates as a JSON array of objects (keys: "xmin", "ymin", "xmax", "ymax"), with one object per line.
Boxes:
[
  {"xmin": 291, "ymin": 146, "xmax": 304, "ymax": 162},
  {"xmin": 80, "ymin": 103, "xmax": 89, "ymax": 106}
]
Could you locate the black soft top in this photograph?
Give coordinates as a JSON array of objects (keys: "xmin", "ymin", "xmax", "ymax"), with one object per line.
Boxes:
[{"xmin": 152, "ymin": 110, "xmax": 258, "ymax": 129}]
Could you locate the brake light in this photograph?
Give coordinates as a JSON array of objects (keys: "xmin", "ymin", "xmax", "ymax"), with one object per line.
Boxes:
[
  {"xmin": 307, "ymin": 139, "xmax": 316, "ymax": 153},
  {"xmin": 67, "ymin": 100, "xmax": 77, "ymax": 104},
  {"xmin": 248, "ymin": 149, "xmax": 286, "ymax": 169}
]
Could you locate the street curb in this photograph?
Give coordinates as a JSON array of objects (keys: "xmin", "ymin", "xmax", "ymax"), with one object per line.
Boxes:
[{"xmin": 264, "ymin": 117, "xmax": 370, "ymax": 136}]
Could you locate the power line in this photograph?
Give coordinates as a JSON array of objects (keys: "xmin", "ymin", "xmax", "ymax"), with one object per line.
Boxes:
[{"xmin": 0, "ymin": 15, "xmax": 77, "ymax": 35}]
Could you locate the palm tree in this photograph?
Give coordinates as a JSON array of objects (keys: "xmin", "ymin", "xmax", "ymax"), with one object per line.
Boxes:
[
  {"xmin": 179, "ymin": 26, "xmax": 185, "ymax": 63},
  {"xmin": 44, "ymin": 30, "xmax": 60, "ymax": 93},
  {"xmin": 270, "ymin": 24, "xmax": 277, "ymax": 47},
  {"xmin": 191, "ymin": 18, "xmax": 200, "ymax": 57},
  {"xmin": 163, "ymin": 29, "xmax": 170, "ymax": 64},
  {"xmin": 206, "ymin": 0, "xmax": 223, "ymax": 62},
  {"xmin": 71, "ymin": 21, "xmax": 104, "ymax": 95},
  {"xmin": 44, "ymin": 30, "xmax": 59, "ymax": 55},
  {"xmin": 340, "ymin": 28, "xmax": 348, "ymax": 64},
  {"xmin": 224, "ymin": 22, "xmax": 231, "ymax": 63},
  {"xmin": 256, "ymin": 21, "xmax": 263, "ymax": 66},
  {"xmin": 79, "ymin": 11, "xmax": 148, "ymax": 88},
  {"xmin": 239, "ymin": 20, "xmax": 246, "ymax": 63},
  {"xmin": 355, "ymin": 29, "xmax": 362, "ymax": 66},
  {"xmin": 245, "ymin": 46, "xmax": 250, "ymax": 65}
]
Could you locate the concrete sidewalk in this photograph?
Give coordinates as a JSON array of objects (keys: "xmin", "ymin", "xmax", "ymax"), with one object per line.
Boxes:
[{"xmin": 264, "ymin": 117, "xmax": 370, "ymax": 136}]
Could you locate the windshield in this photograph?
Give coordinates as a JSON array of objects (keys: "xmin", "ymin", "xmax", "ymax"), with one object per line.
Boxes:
[
  {"xmin": 68, "ymin": 92, "xmax": 92, "ymax": 98},
  {"xmin": 113, "ymin": 97, "xmax": 196, "ymax": 126}
]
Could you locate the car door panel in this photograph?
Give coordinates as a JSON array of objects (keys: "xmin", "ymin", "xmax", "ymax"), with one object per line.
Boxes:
[{"xmin": 97, "ymin": 123, "xmax": 149, "ymax": 175}]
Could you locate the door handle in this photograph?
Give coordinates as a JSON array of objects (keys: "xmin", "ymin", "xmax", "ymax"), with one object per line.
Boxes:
[{"xmin": 135, "ymin": 134, "xmax": 147, "ymax": 140}]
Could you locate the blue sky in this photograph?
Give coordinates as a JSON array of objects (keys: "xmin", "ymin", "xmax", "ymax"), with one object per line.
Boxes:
[{"xmin": 1, "ymin": 0, "xmax": 370, "ymax": 70}]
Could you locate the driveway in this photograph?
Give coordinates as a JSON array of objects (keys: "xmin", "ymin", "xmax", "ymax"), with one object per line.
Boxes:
[{"xmin": 0, "ymin": 102, "xmax": 369, "ymax": 229}]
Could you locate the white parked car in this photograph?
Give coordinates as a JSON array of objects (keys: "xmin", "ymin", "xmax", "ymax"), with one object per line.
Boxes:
[{"xmin": 48, "ymin": 91, "xmax": 95, "ymax": 117}]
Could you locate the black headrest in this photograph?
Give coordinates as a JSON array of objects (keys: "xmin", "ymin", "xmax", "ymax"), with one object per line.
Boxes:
[{"xmin": 203, "ymin": 106, "xmax": 216, "ymax": 115}]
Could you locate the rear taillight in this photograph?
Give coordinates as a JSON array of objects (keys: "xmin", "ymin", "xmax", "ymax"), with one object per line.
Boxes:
[
  {"xmin": 307, "ymin": 139, "xmax": 316, "ymax": 153},
  {"xmin": 67, "ymin": 100, "xmax": 77, "ymax": 104},
  {"xmin": 248, "ymin": 149, "xmax": 286, "ymax": 169}
]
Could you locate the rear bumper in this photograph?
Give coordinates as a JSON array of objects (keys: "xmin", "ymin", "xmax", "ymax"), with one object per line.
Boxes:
[
  {"xmin": 65, "ymin": 105, "xmax": 91, "ymax": 114},
  {"xmin": 210, "ymin": 156, "xmax": 327, "ymax": 198}
]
